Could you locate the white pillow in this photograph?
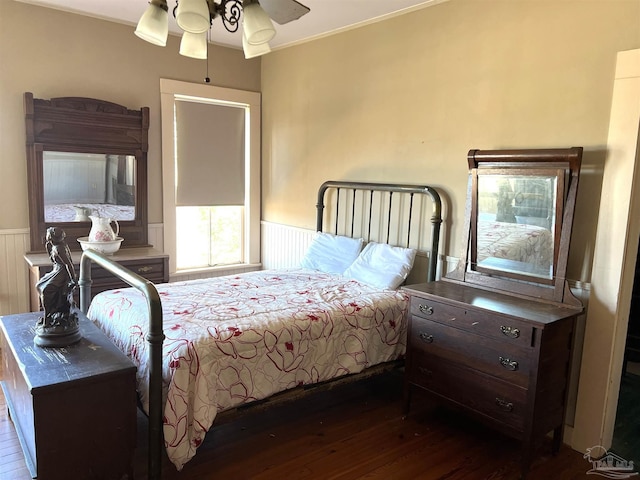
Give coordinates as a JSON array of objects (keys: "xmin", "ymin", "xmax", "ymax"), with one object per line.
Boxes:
[
  {"xmin": 343, "ymin": 242, "xmax": 417, "ymax": 290},
  {"xmin": 300, "ymin": 232, "xmax": 364, "ymax": 274}
]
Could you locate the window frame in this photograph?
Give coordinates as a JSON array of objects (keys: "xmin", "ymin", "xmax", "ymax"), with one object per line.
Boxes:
[{"xmin": 160, "ymin": 79, "xmax": 261, "ymax": 276}]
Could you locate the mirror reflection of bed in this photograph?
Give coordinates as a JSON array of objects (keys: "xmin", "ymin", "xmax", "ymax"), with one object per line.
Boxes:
[
  {"xmin": 43, "ymin": 151, "xmax": 136, "ymax": 223},
  {"xmin": 475, "ymin": 173, "xmax": 558, "ymax": 280}
]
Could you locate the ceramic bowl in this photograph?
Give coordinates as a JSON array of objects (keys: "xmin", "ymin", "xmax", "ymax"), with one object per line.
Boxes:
[{"xmin": 77, "ymin": 236, "xmax": 123, "ymax": 255}]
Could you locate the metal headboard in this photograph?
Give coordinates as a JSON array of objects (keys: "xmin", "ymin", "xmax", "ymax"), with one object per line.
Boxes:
[{"xmin": 316, "ymin": 181, "xmax": 443, "ymax": 282}]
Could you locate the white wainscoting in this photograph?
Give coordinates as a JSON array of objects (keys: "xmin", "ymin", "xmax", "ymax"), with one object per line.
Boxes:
[
  {"xmin": 0, "ymin": 229, "xmax": 31, "ymax": 315},
  {"xmin": 148, "ymin": 223, "xmax": 164, "ymax": 253},
  {"xmin": 261, "ymin": 221, "xmax": 315, "ymax": 270}
]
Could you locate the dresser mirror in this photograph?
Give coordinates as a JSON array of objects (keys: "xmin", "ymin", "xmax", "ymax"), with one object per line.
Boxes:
[
  {"xmin": 43, "ymin": 152, "xmax": 136, "ymax": 223},
  {"xmin": 448, "ymin": 147, "xmax": 583, "ymax": 305},
  {"xmin": 473, "ymin": 168, "xmax": 564, "ymax": 283},
  {"xmin": 25, "ymin": 92, "xmax": 149, "ymax": 252}
]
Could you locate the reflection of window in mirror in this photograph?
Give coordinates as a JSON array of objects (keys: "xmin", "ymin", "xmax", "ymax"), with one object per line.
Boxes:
[
  {"xmin": 43, "ymin": 152, "xmax": 136, "ymax": 223},
  {"xmin": 473, "ymin": 169, "xmax": 563, "ymax": 282}
]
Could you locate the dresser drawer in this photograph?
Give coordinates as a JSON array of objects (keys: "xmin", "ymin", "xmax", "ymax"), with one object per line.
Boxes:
[
  {"xmin": 409, "ymin": 315, "xmax": 532, "ymax": 388},
  {"xmin": 410, "ymin": 296, "xmax": 534, "ymax": 346},
  {"xmin": 90, "ymin": 257, "xmax": 167, "ymax": 282},
  {"xmin": 408, "ymin": 350, "xmax": 527, "ymax": 433}
]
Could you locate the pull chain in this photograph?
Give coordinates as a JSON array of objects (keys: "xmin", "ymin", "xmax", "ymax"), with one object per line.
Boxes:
[{"xmin": 205, "ymin": 29, "xmax": 211, "ymax": 83}]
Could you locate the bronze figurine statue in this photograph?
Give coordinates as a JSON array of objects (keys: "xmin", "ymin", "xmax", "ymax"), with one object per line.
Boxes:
[{"xmin": 34, "ymin": 226, "xmax": 82, "ymax": 347}]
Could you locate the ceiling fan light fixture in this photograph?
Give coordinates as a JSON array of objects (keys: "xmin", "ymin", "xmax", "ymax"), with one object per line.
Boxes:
[
  {"xmin": 242, "ymin": 32, "xmax": 271, "ymax": 59},
  {"xmin": 176, "ymin": 0, "xmax": 212, "ymax": 33},
  {"xmin": 242, "ymin": 2, "xmax": 276, "ymax": 45},
  {"xmin": 134, "ymin": 0, "xmax": 169, "ymax": 46},
  {"xmin": 134, "ymin": 0, "xmax": 310, "ymax": 57},
  {"xmin": 180, "ymin": 31, "xmax": 208, "ymax": 59}
]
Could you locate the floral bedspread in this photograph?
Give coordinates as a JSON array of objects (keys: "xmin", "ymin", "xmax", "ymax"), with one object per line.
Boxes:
[{"xmin": 87, "ymin": 269, "xmax": 409, "ymax": 470}]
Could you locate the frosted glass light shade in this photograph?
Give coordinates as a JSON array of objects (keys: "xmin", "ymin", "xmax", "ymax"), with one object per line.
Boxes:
[
  {"xmin": 134, "ymin": 2, "xmax": 169, "ymax": 46},
  {"xmin": 176, "ymin": 0, "xmax": 211, "ymax": 33},
  {"xmin": 243, "ymin": 3, "xmax": 276, "ymax": 45},
  {"xmin": 242, "ymin": 33, "xmax": 270, "ymax": 59},
  {"xmin": 180, "ymin": 31, "xmax": 208, "ymax": 59}
]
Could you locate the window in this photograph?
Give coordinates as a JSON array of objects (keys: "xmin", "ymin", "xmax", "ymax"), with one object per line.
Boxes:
[
  {"xmin": 176, "ymin": 206, "xmax": 244, "ymax": 268},
  {"xmin": 160, "ymin": 79, "xmax": 261, "ymax": 276}
]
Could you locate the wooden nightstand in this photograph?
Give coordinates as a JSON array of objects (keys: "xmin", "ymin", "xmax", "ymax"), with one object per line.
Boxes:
[{"xmin": 0, "ymin": 311, "xmax": 137, "ymax": 480}]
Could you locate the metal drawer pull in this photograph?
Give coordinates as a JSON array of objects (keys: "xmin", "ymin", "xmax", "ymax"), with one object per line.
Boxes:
[
  {"xmin": 418, "ymin": 304, "xmax": 434, "ymax": 315},
  {"xmin": 500, "ymin": 326, "xmax": 520, "ymax": 338},
  {"xmin": 418, "ymin": 367, "xmax": 433, "ymax": 377},
  {"xmin": 137, "ymin": 266, "xmax": 154, "ymax": 273},
  {"xmin": 418, "ymin": 332, "xmax": 434, "ymax": 343},
  {"xmin": 495, "ymin": 397, "xmax": 514, "ymax": 412},
  {"xmin": 499, "ymin": 356, "xmax": 519, "ymax": 371}
]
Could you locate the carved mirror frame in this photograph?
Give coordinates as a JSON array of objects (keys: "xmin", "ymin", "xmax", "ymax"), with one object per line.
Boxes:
[
  {"xmin": 447, "ymin": 147, "xmax": 583, "ymax": 305},
  {"xmin": 25, "ymin": 92, "xmax": 149, "ymax": 252}
]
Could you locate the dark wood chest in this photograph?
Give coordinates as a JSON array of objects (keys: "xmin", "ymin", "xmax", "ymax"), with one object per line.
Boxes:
[{"xmin": 0, "ymin": 311, "xmax": 137, "ymax": 479}]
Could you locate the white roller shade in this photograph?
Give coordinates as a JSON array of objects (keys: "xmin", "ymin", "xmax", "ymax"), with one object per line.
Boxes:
[{"xmin": 175, "ymin": 99, "xmax": 245, "ymax": 206}]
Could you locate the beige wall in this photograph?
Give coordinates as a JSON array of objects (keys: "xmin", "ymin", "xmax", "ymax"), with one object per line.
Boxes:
[
  {"xmin": 2, "ymin": 0, "xmax": 640, "ymax": 456},
  {"xmin": 0, "ymin": 0, "xmax": 261, "ymax": 230},
  {"xmin": 261, "ymin": 0, "xmax": 640, "ymax": 283}
]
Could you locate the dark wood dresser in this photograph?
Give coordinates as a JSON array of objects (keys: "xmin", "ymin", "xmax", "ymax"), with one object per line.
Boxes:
[
  {"xmin": 403, "ymin": 280, "xmax": 580, "ymax": 473},
  {"xmin": 0, "ymin": 311, "xmax": 137, "ymax": 480},
  {"xmin": 25, "ymin": 247, "xmax": 169, "ymax": 312},
  {"xmin": 402, "ymin": 148, "xmax": 585, "ymax": 477}
]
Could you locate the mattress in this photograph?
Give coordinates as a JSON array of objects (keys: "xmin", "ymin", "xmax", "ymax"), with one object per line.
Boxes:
[{"xmin": 88, "ymin": 268, "xmax": 409, "ymax": 469}]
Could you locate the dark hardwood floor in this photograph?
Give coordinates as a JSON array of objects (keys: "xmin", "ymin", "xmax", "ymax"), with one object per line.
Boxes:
[
  {"xmin": 2, "ymin": 368, "xmax": 595, "ymax": 480},
  {"xmin": 0, "ymin": 388, "xmax": 30, "ymax": 480}
]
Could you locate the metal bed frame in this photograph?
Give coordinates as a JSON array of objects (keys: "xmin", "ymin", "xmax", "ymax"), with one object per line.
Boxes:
[{"xmin": 79, "ymin": 181, "xmax": 442, "ymax": 480}]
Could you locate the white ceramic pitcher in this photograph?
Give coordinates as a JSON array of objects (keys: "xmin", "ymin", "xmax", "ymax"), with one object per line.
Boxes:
[{"xmin": 88, "ymin": 215, "xmax": 120, "ymax": 242}]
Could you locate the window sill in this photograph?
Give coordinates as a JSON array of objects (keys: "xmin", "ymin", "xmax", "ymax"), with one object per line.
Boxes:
[{"xmin": 170, "ymin": 263, "xmax": 262, "ymax": 282}]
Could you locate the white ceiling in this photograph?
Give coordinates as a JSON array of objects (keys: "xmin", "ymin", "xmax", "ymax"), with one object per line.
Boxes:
[{"xmin": 16, "ymin": 0, "xmax": 446, "ymax": 51}]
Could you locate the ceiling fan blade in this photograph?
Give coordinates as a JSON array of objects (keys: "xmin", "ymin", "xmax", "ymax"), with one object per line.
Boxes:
[{"xmin": 259, "ymin": 0, "xmax": 310, "ymax": 25}]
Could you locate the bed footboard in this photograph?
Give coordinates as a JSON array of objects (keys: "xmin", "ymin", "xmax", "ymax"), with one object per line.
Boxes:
[{"xmin": 78, "ymin": 249, "xmax": 164, "ymax": 480}]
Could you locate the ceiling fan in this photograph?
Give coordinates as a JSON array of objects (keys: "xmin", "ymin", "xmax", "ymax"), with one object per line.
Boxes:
[
  {"xmin": 259, "ymin": 0, "xmax": 310, "ymax": 25},
  {"xmin": 135, "ymin": 0, "xmax": 310, "ymax": 59}
]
